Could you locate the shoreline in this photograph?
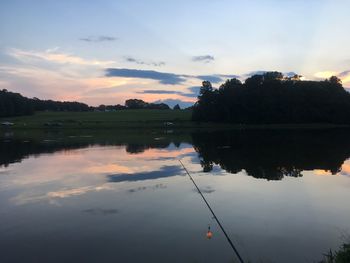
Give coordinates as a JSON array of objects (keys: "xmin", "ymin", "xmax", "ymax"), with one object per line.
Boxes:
[{"xmin": 1, "ymin": 110, "xmax": 350, "ymax": 131}]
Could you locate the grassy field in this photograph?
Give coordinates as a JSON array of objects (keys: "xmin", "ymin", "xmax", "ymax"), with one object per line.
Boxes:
[
  {"xmin": 0, "ymin": 110, "xmax": 194, "ymax": 129},
  {"xmin": 1, "ymin": 110, "xmax": 350, "ymax": 130}
]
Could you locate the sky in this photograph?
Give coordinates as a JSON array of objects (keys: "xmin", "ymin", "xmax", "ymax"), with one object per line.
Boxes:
[{"xmin": 0, "ymin": 0, "xmax": 350, "ymax": 107}]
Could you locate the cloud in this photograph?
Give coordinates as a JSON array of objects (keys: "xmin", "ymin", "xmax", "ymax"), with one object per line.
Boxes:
[
  {"xmin": 104, "ymin": 68, "xmax": 239, "ymax": 85},
  {"xmin": 196, "ymin": 74, "xmax": 239, "ymax": 83},
  {"xmin": 338, "ymin": 70, "xmax": 350, "ymax": 86},
  {"xmin": 138, "ymin": 90, "xmax": 183, "ymax": 95},
  {"xmin": 196, "ymin": 75, "xmax": 222, "ymax": 83},
  {"xmin": 137, "ymin": 89, "xmax": 195, "ymax": 98},
  {"xmin": 192, "ymin": 55, "xmax": 215, "ymax": 63},
  {"xmin": 80, "ymin": 35, "xmax": 117, "ymax": 42},
  {"xmin": 338, "ymin": 70, "xmax": 350, "ymax": 78},
  {"xmin": 9, "ymin": 48, "xmax": 115, "ymax": 66},
  {"xmin": 314, "ymin": 70, "xmax": 350, "ymax": 86},
  {"xmin": 314, "ymin": 71, "xmax": 338, "ymax": 79},
  {"xmin": 105, "ymin": 68, "xmax": 186, "ymax": 84},
  {"xmin": 125, "ymin": 56, "xmax": 165, "ymax": 67},
  {"xmin": 187, "ymin": 86, "xmax": 201, "ymax": 96},
  {"xmin": 284, "ymin": 71, "xmax": 298, "ymax": 77}
]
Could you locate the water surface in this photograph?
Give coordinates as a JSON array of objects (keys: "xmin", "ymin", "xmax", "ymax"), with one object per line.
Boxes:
[{"xmin": 1, "ymin": 129, "xmax": 349, "ymax": 262}]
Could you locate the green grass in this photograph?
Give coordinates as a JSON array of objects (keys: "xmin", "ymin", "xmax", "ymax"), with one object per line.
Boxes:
[
  {"xmin": 1, "ymin": 110, "xmax": 193, "ymax": 129},
  {"xmin": 1, "ymin": 110, "xmax": 350, "ymax": 130}
]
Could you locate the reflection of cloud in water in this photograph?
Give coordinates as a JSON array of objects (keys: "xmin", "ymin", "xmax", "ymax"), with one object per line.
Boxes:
[
  {"xmin": 3, "ymin": 144, "xmax": 196, "ymax": 206},
  {"xmin": 12, "ymin": 184, "xmax": 113, "ymax": 205},
  {"xmin": 108, "ymin": 165, "xmax": 184, "ymax": 183},
  {"xmin": 340, "ymin": 161, "xmax": 350, "ymax": 177},
  {"xmin": 146, "ymin": 151, "xmax": 194, "ymax": 161},
  {"xmin": 143, "ymin": 145, "xmax": 194, "ymax": 162},
  {"xmin": 47, "ymin": 185, "xmax": 112, "ymax": 198},
  {"xmin": 314, "ymin": 160, "xmax": 350, "ymax": 177},
  {"xmin": 82, "ymin": 208, "xmax": 119, "ymax": 216},
  {"xmin": 190, "ymin": 154, "xmax": 201, "ymax": 164},
  {"xmin": 3, "ymin": 146, "xmax": 188, "ymax": 187},
  {"xmin": 314, "ymin": 170, "xmax": 334, "ymax": 176},
  {"xmin": 85, "ymin": 163, "xmax": 132, "ymax": 174},
  {"xmin": 128, "ymin": 183, "xmax": 167, "ymax": 193},
  {"xmin": 136, "ymin": 147, "xmax": 194, "ymax": 160},
  {"xmin": 194, "ymin": 186, "xmax": 215, "ymax": 194}
]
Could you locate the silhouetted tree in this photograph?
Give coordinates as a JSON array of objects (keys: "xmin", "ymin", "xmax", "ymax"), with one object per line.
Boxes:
[
  {"xmin": 192, "ymin": 72, "xmax": 350, "ymax": 124},
  {"xmin": 125, "ymin": 99, "xmax": 148, "ymax": 109},
  {"xmin": 0, "ymin": 89, "xmax": 90, "ymax": 117},
  {"xmin": 125, "ymin": 99, "xmax": 170, "ymax": 110},
  {"xmin": 0, "ymin": 89, "xmax": 33, "ymax": 117}
]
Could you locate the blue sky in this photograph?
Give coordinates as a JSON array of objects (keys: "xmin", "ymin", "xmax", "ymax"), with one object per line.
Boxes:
[{"xmin": 0, "ymin": 0, "xmax": 350, "ymax": 107}]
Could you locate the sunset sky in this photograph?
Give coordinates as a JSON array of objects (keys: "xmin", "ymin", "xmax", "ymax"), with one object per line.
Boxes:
[{"xmin": 1, "ymin": 0, "xmax": 350, "ymax": 107}]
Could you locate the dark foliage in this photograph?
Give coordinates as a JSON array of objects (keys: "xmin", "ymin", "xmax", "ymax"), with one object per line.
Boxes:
[
  {"xmin": 0, "ymin": 135, "xmax": 179, "ymax": 167},
  {"xmin": 0, "ymin": 89, "xmax": 173, "ymax": 117},
  {"xmin": 31, "ymin": 97, "xmax": 89, "ymax": 112},
  {"xmin": 191, "ymin": 129, "xmax": 350, "ymax": 180},
  {"xmin": 0, "ymin": 89, "xmax": 89, "ymax": 117},
  {"xmin": 173, "ymin": 104, "xmax": 181, "ymax": 110},
  {"xmin": 96, "ymin": 104, "xmax": 126, "ymax": 111},
  {"xmin": 320, "ymin": 243, "xmax": 350, "ymax": 263},
  {"xmin": 0, "ymin": 89, "xmax": 34, "ymax": 117},
  {"xmin": 125, "ymin": 99, "xmax": 170, "ymax": 110},
  {"xmin": 192, "ymin": 72, "xmax": 350, "ymax": 124}
]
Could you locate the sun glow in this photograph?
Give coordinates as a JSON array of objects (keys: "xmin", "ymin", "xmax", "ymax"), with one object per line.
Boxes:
[{"xmin": 314, "ymin": 71, "xmax": 338, "ymax": 79}]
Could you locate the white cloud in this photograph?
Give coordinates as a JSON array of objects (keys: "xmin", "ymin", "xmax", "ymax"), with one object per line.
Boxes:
[{"xmin": 9, "ymin": 48, "xmax": 116, "ymax": 66}]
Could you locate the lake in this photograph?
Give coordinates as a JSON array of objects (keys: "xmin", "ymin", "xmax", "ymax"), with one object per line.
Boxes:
[{"xmin": 0, "ymin": 129, "xmax": 349, "ymax": 263}]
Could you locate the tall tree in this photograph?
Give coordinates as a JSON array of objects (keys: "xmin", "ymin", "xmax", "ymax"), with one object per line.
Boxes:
[{"xmin": 192, "ymin": 72, "xmax": 350, "ymax": 124}]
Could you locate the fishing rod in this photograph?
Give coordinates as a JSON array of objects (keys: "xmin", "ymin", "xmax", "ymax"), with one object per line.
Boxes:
[{"xmin": 178, "ymin": 159, "xmax": 245, "ymax": 263}]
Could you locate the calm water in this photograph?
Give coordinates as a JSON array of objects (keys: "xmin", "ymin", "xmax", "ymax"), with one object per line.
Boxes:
[{"xmin": 0, "ymin": 129, "xmax": 350, "ymax": 263}]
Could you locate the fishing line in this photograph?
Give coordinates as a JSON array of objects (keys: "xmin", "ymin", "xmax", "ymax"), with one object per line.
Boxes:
[{"xmin": 178, "ymin": 159, "xmax": 245, "ymax": 263}]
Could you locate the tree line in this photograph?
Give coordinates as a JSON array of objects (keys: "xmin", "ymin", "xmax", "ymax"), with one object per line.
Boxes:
[
  {"xmin": 0, "ymin": 89, "xmax": 90, "ymax": 117},
  {"xmin": 192, "ymin": 72, "xmax": 350, "ymax": 124},
  {"xmin": 124, "ymin": 99, "xmax": 170, "ymax": 110},
  {"xmin": 95, "ymin": 99, "xmax": 181, "ymax": 111},
  {"xmin": 0, "ymin": 89, "xmax": 179, "ymax": 117}
]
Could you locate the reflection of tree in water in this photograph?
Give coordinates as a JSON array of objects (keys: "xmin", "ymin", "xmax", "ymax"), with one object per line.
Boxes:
[
  {"xmin": 0, "ymin": 139, "xmax": 92, "ymax": 167},
  {"xmin": 126, "ymin": 142, "xmax": 171, "ymax": 154},
  {"xmin": 0, "ymin": 134, "xmax": 184, "ymax": 167},
  {"xmin": 192, "ymin": 129, "xmax": 350, "ymax": 180},
  {"xmin": 3, "ymin": 129, "xmax": 350, "ymax": 181}
]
